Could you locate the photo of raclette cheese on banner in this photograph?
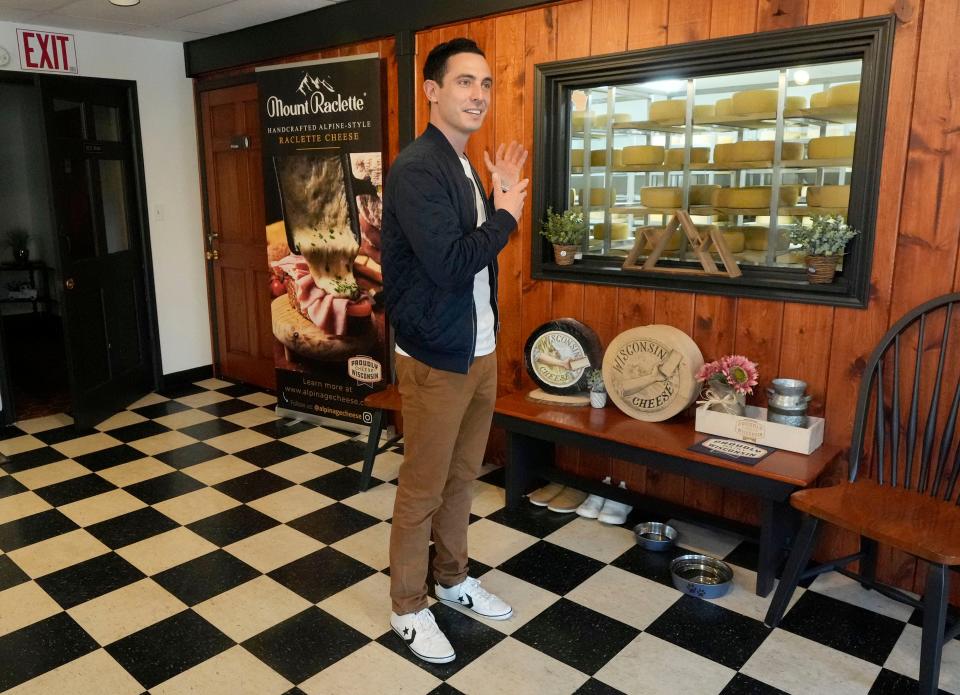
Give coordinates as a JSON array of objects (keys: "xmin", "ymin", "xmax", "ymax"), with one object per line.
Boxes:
[{"xmin": 267, "ymin": 151, "xmax": 384, "ymax": 362}]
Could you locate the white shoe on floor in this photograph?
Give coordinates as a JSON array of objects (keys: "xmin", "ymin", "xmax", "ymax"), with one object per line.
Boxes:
[
  {"xmin": 597, "ymin": 482, "xmax": 632, "ymax": 525},
  {"xmin": 435, "ymin": 576, "xmax": 513, "ymax": 620},
  {"xmin": 576, "ymin": 476, "xmax": 611, "ymax": 518},
  {"xmin": 390, "ymin": 608, "xmax": 455, "ymax": 664}
]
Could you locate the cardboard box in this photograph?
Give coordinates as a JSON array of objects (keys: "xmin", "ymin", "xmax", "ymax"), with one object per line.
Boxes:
[{"xmin": 695, "ymin": 404, "xmax": 824, "ymax": 454}]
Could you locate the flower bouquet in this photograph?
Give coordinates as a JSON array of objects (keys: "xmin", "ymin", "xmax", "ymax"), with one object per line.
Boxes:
[{"xmin": 695, "ymin": 355, "xmax": 759, "ymax": 416}]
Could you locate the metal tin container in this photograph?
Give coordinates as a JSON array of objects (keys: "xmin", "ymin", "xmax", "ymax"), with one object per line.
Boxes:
[
  {"xmin": 669, "ymin": 554, "xmax": 734, "ymax": 599},
  {"xmin": 766, "ymin": 404, "xmax": 809, "ymax": 428},
  {"xmin": 633, "ymin": 522, "xmax": 678, "ymax": 551},
  {"xmin": 770, "ymin": 378, "xmax": 807, "ymax": 396},
  {"xmin": 766, "ymin": 390, "xmax": 812, "ymax": 410}
]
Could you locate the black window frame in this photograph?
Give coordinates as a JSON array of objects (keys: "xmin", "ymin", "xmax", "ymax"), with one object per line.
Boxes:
[{"xmin": 532, "ymin": 15, "xmax": 896, "ymax": 308}]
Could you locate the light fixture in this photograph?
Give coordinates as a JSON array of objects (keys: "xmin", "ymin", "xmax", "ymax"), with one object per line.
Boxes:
[
  {"xmin": 109, "ymin": 0, "xmax": 140, "ymax": 6},
  {"xmin": 792, "ymin": 69, "xmax": 810, "ymax": 86}
]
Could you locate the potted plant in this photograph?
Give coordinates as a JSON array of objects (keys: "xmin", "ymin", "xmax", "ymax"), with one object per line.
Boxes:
[
  {"xmin": 5, "ymin": 229, "xmax": 29, "ymax": 265},
  {"xmin": 586, "ymin": 368, "xmax": 607, "ymax": 408},
  {"xmin": 695, "ymin": 355, "xmax": 759, "ymax": 416},
  {"xmin": 539, "ymin": 206, "xmax": 586, "ymax": 266},
  {"xmin": 788, "ymin": 214, "xmax": 859, "ymax": 284}
]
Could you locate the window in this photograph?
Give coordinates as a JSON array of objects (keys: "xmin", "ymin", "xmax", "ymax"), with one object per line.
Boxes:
[{"xmin": 533, "ymin": 16, "xmax": 895, "ymax": 307}]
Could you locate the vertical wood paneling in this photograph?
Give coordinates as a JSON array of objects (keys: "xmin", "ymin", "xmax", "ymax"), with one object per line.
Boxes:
[
  {"xmin": 807, "ymin": 0, "xmax": 863, "ymax": 22},
  {"xmin": 710, "ymin": 0, "xmax": 759, "ymax": 36},
  {"xmin": 667, "ymin": 0, "xmax": 712, "ymax": 44},
  {"xmin": 757, "ymin": 0, "xmax": 810, "ymax": 30}
]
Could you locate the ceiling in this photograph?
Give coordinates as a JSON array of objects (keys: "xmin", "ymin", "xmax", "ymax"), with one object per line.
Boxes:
[{"xmin": 0, "ymin": 0, "xmax": 355, "ymax": 43}]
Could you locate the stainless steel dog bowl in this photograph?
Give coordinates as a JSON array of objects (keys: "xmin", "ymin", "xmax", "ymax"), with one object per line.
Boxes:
[
  {"xmin": 633, "ymin": 522, "xmax": 678, "ymax": 551},
  {"xmin": 669, "ymin": 554, "xmax": 734, "ymax": 599},
  {"xmin": 770, "ymin": 378, "xmax": 807, "ymax": 396}
]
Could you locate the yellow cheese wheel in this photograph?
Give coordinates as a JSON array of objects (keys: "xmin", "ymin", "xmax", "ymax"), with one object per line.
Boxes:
[
  {"xmin": 806, "ymin": 185, "xmax": 850, "ymax": 207},
  {"xmin": 732, "ymin": 89, "xmax": 778, "ymax": 115},
  {"xmin": 622, "ymin": 145, "xmax": 665, "ymax": 165},
  {"xmin": 715, "ymin": 98, "xmax": 733, "ymax": 116},
  {"xmin": 689, "ymin": 184, "xmax": 720, "ymax": 206},
  {"xmin": 784, "ymin": 95, "xmax": 807, "ymax": 113},
  {"xmin": 718, "ymin": 230, "xmax": 745, "ymax": 253},
  {"xmin": 715, "ymin": 141, "xmax": 803, "ymax": 163},
  {"xmin": 693, "ymin": 104, "xmax": 716, "ymax": 122},
  {"xmin": 808, "ymin": 135, "xmax": 855, "ymax": 159},
  {"xmin": 580, "ymin": 187, "xmax": 613, "ymax": 206},
  {"xmin": 592, "ymin": 222, "xmax": 630, "ymax": 240},
  {"xmin": 810, "ymin": 91, "xmax": 829, "ymax": 108},
  {"xmin": 716, "ymin": 186, "xmax": 799, "ymax": 208},
  {"xmin": 827, "ymin": 82, "xmax": 860, "ymax": 107},
  {"xmin": 595, "ymin": 112, "xmax": 630, "ymax": 128},
  {"xmin": 640, "ymin": 187, "xmax": 683, "ymax": 208},
  {"xmin": 650, "ymin": 99, "xmax": 687, "ymax": 122},
  {"xmin": 571, "ymin": 111, "xmax": 593, "ymax": 132},
  {"xmin": 642, "ymin": 227, "xmax": 682, "ymax": 252},
  {"xmin": 570, "ymin": 149, "xmax": 584, "ymax": 167},
  {"xmin": 585, "ymin": 150, "xmax": 624, "ymax": 167},
  {"xmin": 713, "ymin": 143, "xmax": 735, "ymax": 163},
  {"xmin": 666, "ymin": 147, "xmax": 710, "ymax": 167}
]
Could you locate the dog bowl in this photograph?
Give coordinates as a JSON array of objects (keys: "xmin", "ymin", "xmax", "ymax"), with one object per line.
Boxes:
[
  {"xmin": 669, "ymin": 554, "xmax": 734, "ymax": 599},
  {"xmin": 770, "ymin": 378, "xmax": 807, "ymax": 396},
  {"xmin": 633, "ymin": 522, "xmax": 678, "ymax": 551}
]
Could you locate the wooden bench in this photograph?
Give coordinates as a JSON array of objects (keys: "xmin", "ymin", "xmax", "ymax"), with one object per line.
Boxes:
[
  {"xmin": 493, "ymin": 390, "xmax": 842, "ymax": 597},
  {"xmin": 359, "ymin": 385, "xmax": 403, "ymax": 491}
]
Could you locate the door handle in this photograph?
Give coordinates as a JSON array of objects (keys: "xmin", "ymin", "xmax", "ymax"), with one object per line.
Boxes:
[
  {"xmin": 65, "ymin": 278, "xmax": 76, "ymax": 290},
  {"xmin": 205, "ymin": 250, "xmax": 220, "ymax": 261}
]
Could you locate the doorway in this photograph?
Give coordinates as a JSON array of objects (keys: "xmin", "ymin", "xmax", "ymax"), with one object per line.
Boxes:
[{"xmin": 0, "ymin": 74, "xmax": 160, "ymax": 430}]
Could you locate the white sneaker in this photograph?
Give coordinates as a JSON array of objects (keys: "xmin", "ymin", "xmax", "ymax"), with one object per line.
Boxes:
[
  {"xmin": 390, "ymin": 608, "xmax": 455, "ymax": 664},
  {"xmin": 597, "ymin": 482, "xmax": 633, "ymax": 525},
  {"xmin": 577, "ymin": 476, "xmax": 611, "ymax": 518},
  {"xmin": 435, "ymin": 576, "xmax": 513, "ymax": 620}
]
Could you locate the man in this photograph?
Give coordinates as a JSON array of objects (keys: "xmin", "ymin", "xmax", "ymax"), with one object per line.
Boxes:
[{"xmin": 381, "ymin": 37, "xmax": 528, "ymax": 665}]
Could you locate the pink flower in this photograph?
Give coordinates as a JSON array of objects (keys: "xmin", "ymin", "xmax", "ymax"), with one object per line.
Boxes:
[{"xmin": 696, "ymin": 354, "xmax": 759, "ymax": 395}]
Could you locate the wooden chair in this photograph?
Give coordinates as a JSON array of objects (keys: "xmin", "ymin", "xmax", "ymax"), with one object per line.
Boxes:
[
  {"xmin": 765, "ymin": 293, "xmax": 960, "ymax": 694},
  {"xmin": 359, "ymin": 384, "xmax": 403, "ymax": 491}
]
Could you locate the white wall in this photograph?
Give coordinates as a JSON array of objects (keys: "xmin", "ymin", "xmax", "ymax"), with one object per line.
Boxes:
[{"xmin": 0, "ymin": 21, "xmax": 211, "ymax": 375}]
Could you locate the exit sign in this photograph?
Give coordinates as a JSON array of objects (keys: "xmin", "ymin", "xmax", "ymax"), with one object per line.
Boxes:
[{"xmin": 17, "ymin": 29, "xmax": 78, "ymax": 74}]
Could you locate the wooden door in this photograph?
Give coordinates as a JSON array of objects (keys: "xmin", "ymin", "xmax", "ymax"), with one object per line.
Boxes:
[
  {"xmin": 38, "ymin": 75, "xmax": 154, "ymax": 429},
  {"xmin": 200, "ymin": 83, "xmax": 275, "ymax": 389}
]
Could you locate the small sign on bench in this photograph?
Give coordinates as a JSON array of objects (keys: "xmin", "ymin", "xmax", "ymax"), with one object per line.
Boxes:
[{"xmin": 689, "ymin": 437, "xmax": 774, "ymax": 465}]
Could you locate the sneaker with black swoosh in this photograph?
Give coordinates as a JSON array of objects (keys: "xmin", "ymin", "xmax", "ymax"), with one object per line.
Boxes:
[
  {"xmin": 435, "ymin": 577, "xmax": 513, "ymax": 620},
  {"xmin": 390, "ymin": 608, "xmax": 455, "ymax": 664}
]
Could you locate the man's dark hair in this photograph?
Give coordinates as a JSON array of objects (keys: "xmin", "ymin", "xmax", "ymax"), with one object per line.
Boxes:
[{"xmin": 423, "ymin": 38, "xmax": 485, "ymax": 86}]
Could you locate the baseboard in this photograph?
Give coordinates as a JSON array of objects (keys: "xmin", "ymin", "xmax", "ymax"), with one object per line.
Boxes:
[{"xmin": 161, "ymin": 365, "xmax": 213, "ymax": 390}]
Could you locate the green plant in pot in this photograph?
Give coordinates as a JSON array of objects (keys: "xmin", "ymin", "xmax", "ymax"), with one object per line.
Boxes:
[
  {"xmin": 539, "ymin": 206, "xmax": 586, "ymax": 266},
  {"xmin": 5, "ymin": 229, "xmax": 30, "ymax": 265},
  {"xmin": 788, "ymin": 214, "xmax": 859, "ymax": 284},
  {"xmin": 586, "ymin": 367, "xmax": 607, "ymax": 408}
]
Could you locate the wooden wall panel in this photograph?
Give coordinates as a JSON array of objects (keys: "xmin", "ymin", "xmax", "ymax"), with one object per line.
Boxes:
[{"xmin": 195, "ymin": 0, "xmax": 960, "ymax": 601}]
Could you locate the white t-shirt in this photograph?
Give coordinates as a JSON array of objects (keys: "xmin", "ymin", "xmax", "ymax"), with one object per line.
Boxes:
[{"xmin": 396, "ymin": 155, "xmax": 496, "ymax": 358}]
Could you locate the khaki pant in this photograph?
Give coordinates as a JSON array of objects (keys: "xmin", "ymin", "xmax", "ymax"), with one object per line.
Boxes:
[{"xmin": 389, "ymin": 352, "xmax": 497, "ymax": 615}]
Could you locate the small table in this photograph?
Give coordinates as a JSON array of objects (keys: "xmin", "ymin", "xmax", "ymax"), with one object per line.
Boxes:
[{"xmin": 493, "ymin": 390, "xmax": 842, "ymax": 596}]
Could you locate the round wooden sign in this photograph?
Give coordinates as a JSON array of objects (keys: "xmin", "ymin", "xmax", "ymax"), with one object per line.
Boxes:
[
  {"xmin": 524, "ymin": 319, "xmax": 603, "ymax": 395},
  {"xmin": 602, "ymin": 325, "xmax": 704, "ymax": 421}
]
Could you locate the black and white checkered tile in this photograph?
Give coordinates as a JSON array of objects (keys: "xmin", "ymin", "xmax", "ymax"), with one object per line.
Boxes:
[{"xmin": 0, "ymin": 378, "xmax": 957, "ymax": 694}]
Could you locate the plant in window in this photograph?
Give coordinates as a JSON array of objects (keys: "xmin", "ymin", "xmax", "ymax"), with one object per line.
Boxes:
[
  {"xmin": 539, "ymin": 207, "xmax": 586, "ymax": 266},
  {"xmin": 789, "ymin": 215, "xmax": 859, "ymax": 284}
]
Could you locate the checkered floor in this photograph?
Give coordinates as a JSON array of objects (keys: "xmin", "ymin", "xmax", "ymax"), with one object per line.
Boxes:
[{"xmin": 0, "ymin": 377, "xmax": 957, "ymax": 694}]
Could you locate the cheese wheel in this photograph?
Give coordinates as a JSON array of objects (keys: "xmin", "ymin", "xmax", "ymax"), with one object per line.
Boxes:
[
  {"xmin": 784, "ymin": 95, "xmax": 807, "ymax": 113},
  {"xmin": 641, "ymin": 227, "xmax": 682, "ymax": 252},
  {"xmin": 571, "ymin": 110, "xmax": 593, "ymax": 132},
  {"xmin": 693, "ymin": 104, "xmax": 715, "ymax": 122},
  {"xmin": 781, "ymin": 142, "xmax": 805, "ymax": 160},
  {"xmin": 806, "ymin": 185, "xmax": 850, "ymax": 208},
  {"xmin": 827, "ymin": 82, "xmax": 860, "ymax": 107},
  {"xmin": 713, "ymin": 143, "xmax": 736, "ymax": 163},
  {"xmin": 808, "ymin": 135, "xmax": 855, "ymax": 159},
  {"xmin": 716, "ymin": 185, "xmax": 799, "ymax": 208},
  {"xmin": 718, "ymin": 230, "xmax": 745, "ymax": 253},
  {"xmin": 689, "ymin": 184, "xmax": 720, "ymax": 206},
  {"xmin": 595, "ymin": 112, "xmax": 630, "ymax": 128},
  {"xmin": 580, "ymin": 188, "xmax": 613, "ymax": 206},
  {"xmin": 570, "ymin": 149, "xmax": 584, "ymax": 167},
  {"xmin": 732, "ymin": 89, "xmax": 778, "ymax": 115},
  {"xmin": 650, "ymin": 99, "xmax": 687, "ymax": 123},
  {"xmin": 715, "ymin": 98, "xmax": 733, "ymax": 116},
  {"xmin": 734, "ymin": 225, "xmax": 784, "ymax": 251},
  {"xmin": 666, "ymin": 147, "xmax": 710, "ymax": 167},
  {"xmin": 810, "ymin": 91, "xmax": 829, "ymax": 108},
  {"xmin": 593, "ymin": 222, "xmax": 630, "ymax": 240},
  {"xmin": 622, "ymin": 145, "xmax": 665, "ymax": 165},
  {"xmin": 715, "ymin": 141, "xmax": 803, "ymax": 163},
  {"xmin": 640, "ymin": 187, "xmax": 683, "ymax": 208},
  {"xmin": 602, "ymin": 325, "xmax": 704, "ymax": 422}
]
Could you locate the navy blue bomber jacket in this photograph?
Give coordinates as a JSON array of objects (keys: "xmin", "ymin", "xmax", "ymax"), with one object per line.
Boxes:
[{"xmin": 381, "ymin": 124, "xmax": 518, "ymax": 374}]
